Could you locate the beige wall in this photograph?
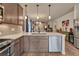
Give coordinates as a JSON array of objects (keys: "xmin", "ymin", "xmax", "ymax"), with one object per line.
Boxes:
[{"xmin": 53, "ymin": 11, "xmax": 74, "ymax": 32}]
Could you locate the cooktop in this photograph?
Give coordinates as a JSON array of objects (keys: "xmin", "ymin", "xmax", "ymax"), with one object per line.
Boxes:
[
  {"xmin": 0, "ymin": 39, "xmax": 8, "ymax": 43},
  {"xmin": 0, "ymin": 39, "xmax": 12, "ymax": 49}
]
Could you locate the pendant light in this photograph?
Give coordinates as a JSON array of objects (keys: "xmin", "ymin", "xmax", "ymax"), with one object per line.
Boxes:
[
  {"xmin": 25, "ymin": 5, "xmax": 28, "ymax": 20},
  {"xmin": 48, "ymin": 4, "xmax": 51, "ymax": 20},
  {"xmin": 36, "ymin": 4, "xmax": 39, "ymax": 20}
]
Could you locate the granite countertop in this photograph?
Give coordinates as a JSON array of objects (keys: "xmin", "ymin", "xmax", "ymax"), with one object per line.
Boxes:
[
  {"xmin": 0, "ymin": 32, "xmax": 65, "ymax": 40},
  {"xmin": 0, "ymin": 33, "xmax": 24, "ymax": 40}
]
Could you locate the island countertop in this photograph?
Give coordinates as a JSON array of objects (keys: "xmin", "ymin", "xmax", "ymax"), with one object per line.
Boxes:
[{"xmin": 0, "ymin": 32, "xmax": 65, "ymax": 40}]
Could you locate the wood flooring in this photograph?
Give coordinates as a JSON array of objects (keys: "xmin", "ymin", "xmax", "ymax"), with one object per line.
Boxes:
[{"xmin": 22, "ymin": 41, "xmax": 79, "ymax": 56}]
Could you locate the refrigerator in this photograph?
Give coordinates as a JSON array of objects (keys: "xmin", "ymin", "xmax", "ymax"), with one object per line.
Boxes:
[{"xmin": 23, "ymin": 17, "xmax": 32, "ymax": 32}]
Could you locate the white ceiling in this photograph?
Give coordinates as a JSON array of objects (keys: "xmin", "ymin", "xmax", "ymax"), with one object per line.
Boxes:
[{"xmin": 20, "ymin": 3, "xmax": 74, "ymax": 22}]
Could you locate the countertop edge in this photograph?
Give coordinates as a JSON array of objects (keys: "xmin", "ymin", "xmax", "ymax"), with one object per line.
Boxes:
[{"xmin": 0, "ymin": 32, "xmax": 66, "ymax": 40}]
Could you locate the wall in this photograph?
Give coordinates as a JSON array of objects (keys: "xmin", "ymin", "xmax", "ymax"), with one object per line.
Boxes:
[
  {"xmin": 74, "ymin": 4, "xmax": 79, "ymax": 19},
  {"xmin": 53, "ymin": 11, "xmax": 74, "ymax": 32}
]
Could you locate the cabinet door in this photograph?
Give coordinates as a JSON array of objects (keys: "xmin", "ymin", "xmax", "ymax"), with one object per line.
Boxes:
[
  {"xmin": 18, "ymin": 4, "xmax": 23, "ymax": 25},
  {"xmin": 49, "ymin": 35, "xmax": 62, "ymax": 52},
  {"xmin": 20, "ymin": 36, "xmax": 24, "ymax": 55},
  {"xmin": 14, "ymin": 43, "xmax": 19, "ymax": 56},
  {"xmin": 2, "ymin": 3, "xmax": 18, "ymax": 24},
  {"xmin": 14, "ymin": 39, "xmax": 20, "ymax": 56},
  {"xmin": 24, "ymin": 36, "xmax": 29, "ymax": 52},
  {"xmin": 14, "ymin": 37, "xmax": 24, "ymax": 56},
  {"xmin": 39, "ymin": 36, "xmax": 48, "ymax": 52},
  {"xmin": 29, "ymin": 36, "xmax": 40, "ymax": 52},
  {"xmin": 57, "ymin": 36, "xmax": 62, "ymax": 52}
]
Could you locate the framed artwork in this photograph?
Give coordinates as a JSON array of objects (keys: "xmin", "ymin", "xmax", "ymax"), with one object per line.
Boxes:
[
  {"xmin": 66, "ymin": 20, "xmax": 69, "ymax": 26},
  {"xmin": 62, "ymin": 21, "xmax": 65, "ymax": 26},
  {"xmin": 62, "ymin": 19, "xmax": 69, "ymax": 32}
]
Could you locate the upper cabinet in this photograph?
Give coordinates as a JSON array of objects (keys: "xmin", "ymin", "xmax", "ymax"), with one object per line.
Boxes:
[
  {"xmin": 2, "ymin": 3, "xmax": 23, "ymax": 25},
  {"xmin": 18, "ymin": 4, "xmax": 23, "ymax": 25}
]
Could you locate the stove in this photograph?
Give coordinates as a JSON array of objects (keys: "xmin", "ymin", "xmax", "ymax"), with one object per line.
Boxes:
[
  {"xmin": 0, "ymin": 39, "xmax": 12, "ymax": 49},
  {"xmin": 0, "ymin": 39, "xmax": 14, "ymax": 56}
]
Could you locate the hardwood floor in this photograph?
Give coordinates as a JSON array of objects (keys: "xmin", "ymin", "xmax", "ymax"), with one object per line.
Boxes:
[
  {"xmin": 22, "ymin": 41, "xmax": 79, "ymax": 56},
  {"xmin": 65, "ymin": 41, "xmax": 79, "ymax": 56}
]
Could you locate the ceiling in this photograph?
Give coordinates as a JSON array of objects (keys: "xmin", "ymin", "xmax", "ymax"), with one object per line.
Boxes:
[{"xmin": 20, "ymin": 3, "xmax": 74, "ymax": 22}]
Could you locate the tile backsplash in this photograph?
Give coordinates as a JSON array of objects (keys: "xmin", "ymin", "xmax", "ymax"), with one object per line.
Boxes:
[{"xmin": 0, "ymin": 24, "xmax": 22, "ymax": 36}]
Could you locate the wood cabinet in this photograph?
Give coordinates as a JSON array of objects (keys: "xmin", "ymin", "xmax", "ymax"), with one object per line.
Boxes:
[
  {"xmin": 14, "ymin": 36, "xmax": 24, "ymax": 56},
  {"xmin": 39, "ymin": 36, "xmax": 48, "ymax": 52},
  {"xmin": 14, "ymin": 39, "xmax": 20, "ymax": 56},
  {"xmin": 19, "ymin": 36, "xmax": 24, "ymax": 55},
  {"xmin": 2, "ymin": 3, "xmax": 23, "ymax": 25},
  {"xmin": 29, "ymin": 36, "xmax": 40, "ymax": 52},
  {"xmin": 24, "ymin": 36, "xmax": 48, "ymax": 52},
  {"xmin": 18, "ymin": 4, "xmax": 23, "ymax": 25},
  {"xmin": 24, "ymin": 36, "xmax": 30, "ymax": 52}
]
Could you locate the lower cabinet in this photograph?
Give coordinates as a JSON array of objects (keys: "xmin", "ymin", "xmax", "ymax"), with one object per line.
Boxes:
[
  {"xmin": 49, "ymin": 35, "xmax": 62, "ymax": 52},
  {"xmin": 24, "ymin": 36, "xmax": 48, "ymax": 52},
  {"xmin": 14, "ymin": 36, "xmax": 24, "ymax": 56},
  {"xmin": 39, "ymin": 37, "xmax": 48, "ymax": 52},
  {"xmin": 24, "ymin": 36, "xmax": 30, "ymax": 52},
  {"xmin": 14, "ymin": 39, "xmax": 20, "ymax": 56},
  {"xmin": 29, "ymin": 36, "xmax": 40, "ymax": 52},
  {"xmin": 20, "ymin": 36, "xmax": 24, "ymax": 55}
]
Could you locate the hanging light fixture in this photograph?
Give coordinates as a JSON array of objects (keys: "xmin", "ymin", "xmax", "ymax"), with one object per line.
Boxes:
[
  {"xmin": 36, "ymin": 4, "xmax": 39, "ymax": 20},
  {"xmin": 25, "ymin": 5, "xmax": 28, "ymax": 19},
  {"xmin": 48, "ymin": 4, "xmax": 51, "ymax": 20}
]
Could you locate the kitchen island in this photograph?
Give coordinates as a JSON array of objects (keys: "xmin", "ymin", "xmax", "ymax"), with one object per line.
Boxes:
[
  {"xmin": 0, "ymin": 32, "xmax": 65, "ymax": 56},
  {"xmin": 24, "ymin": 32, "xmax": 65, "ymax": 55}
]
